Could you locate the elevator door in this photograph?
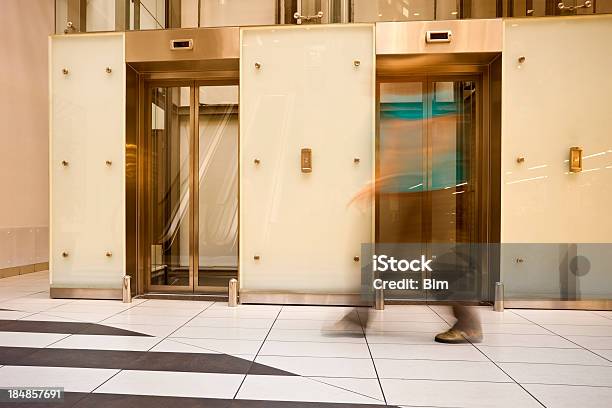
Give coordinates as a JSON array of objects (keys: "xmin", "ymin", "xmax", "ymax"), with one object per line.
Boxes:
[
  {"xmin": 146, "ymin": 83, "xmax": 238, "ymax": 293},
  {"xmin": 378, "ymin": 76, "xmax": 485, "ymax": 302}
]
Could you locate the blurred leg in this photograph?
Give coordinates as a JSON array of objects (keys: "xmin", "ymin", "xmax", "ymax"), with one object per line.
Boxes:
[{"xmin": 435, "ymin": 305, "xmax": 483, "ymax": 344}]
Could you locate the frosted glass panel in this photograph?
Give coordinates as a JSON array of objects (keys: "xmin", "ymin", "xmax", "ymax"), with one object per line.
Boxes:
[
  {"xmin": 501, "ymin": 16, "xmax": 612, "ymax": 243},
  {"xmin": 240, "ymin": 25, "xmax": 375, "ymax": 294},
  {"xmin": 501, "ymin": 16, "xmax": 612, "ymax": 299},
  {"xmin": 50, "ymin": 34, "xmax": 125, "ymax": 289},
  {"xmin": 353, "ymin": 0, "xmax": 435, "ymax": 22}
]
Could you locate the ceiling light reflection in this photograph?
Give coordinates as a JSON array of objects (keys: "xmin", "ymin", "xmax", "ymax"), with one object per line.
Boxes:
[{"xmin": 506, "ymin": 175, "xmax": 548, "ymax": 185}]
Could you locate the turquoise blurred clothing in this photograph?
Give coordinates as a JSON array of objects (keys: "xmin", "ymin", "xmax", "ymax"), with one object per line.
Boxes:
[{"xmin": 380, "ymin": 101, "xmax": 467, "ymax": 193}]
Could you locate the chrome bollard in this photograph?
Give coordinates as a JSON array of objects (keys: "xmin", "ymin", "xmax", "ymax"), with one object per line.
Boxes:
[
  {"xmin": 375, "ymin": 288, "xmax": 384, "ymax": 310},
  {"xmin": 122, "ymin": 275, "xmax": 132, "ymax": 303},
  {"xmin": 494, "ymin": 282, "xmax": 504, "ymax": 312},
  {"xmin": 228, "ymin": 278, "xmax": 238, "ymax": 307}
]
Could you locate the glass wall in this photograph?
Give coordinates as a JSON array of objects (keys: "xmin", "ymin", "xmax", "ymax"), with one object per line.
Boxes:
[
  {"xmin": 55, "ymin": 0, "xmax": 612, "ymax": 34},
  {"xmin": 500, "ymin": 15, "xmax": 612, "ymax": 301}
]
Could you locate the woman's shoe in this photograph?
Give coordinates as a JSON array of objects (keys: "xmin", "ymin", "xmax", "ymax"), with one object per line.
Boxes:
[{"xmin": 435, "ymin": 328, "xmax": 483, "ymax": 344}]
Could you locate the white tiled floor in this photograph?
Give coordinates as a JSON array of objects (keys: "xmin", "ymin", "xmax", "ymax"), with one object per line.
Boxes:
[
  {"xmin": 236, "ymin": 375, "xmax": 385, "ymax": 405},
  {"xmin": 0, "ymin": 366, "xmax": 120, "ymax": 392},
  {"xmin": 94, "ymin": 370, "xmax": 245, "ymax": 399},
  {"xmin": 0, "ymin": 271, "xmax": 611, "ymax": 408}
]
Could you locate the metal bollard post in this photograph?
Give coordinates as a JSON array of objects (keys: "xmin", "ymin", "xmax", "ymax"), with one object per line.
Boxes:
[
  {"xmin": 375, "ymin": 288, "xmax": 384, "ymax": 310},
  {"xmin": 122, "ymin": 275, "xmax": 132, "ymax": 303},
  {"xmin": 228, "ymin": 278, "xmax": 238, "ymax": 307},
  {"xmin": 494, "ymin": 282, "xmax": 504, "ymax": 312}
]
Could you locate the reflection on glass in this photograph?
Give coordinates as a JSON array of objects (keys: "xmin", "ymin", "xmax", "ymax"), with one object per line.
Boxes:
[
  {"xmin": 197, "ymin": 86, "xmax": 239, "ymax": 290},
  {"xmin": 200, "ymin": 0, "xmax": 276, "ymax": 27},
  {"xmin": 378, "ymin": 82, "xmax": 424, "ymax": 244},
  {"xmin": 354, "ymin": 0, "xmax": 435, "ymax": 22},
  {"xmin": 429, "ymin": 80, "xmax": 479, "ymax": 302},
  {"xmin": 130, "ymin": 0, "xmax": 166, "ymax": 30},
  {"xmin": 149, "ymin": 86, "xmax": 191, "ymax": 287},
  {"xmin": 430, "ymin": 81, "xmax": 477, "ymax": 244}
]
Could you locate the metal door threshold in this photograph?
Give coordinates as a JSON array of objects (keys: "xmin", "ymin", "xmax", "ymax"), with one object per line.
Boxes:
[{"xmin": 137, "ymin": 293, "xmax": 228, "ymax": 301}]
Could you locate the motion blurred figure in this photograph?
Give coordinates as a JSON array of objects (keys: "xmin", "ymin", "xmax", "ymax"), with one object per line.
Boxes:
[{"xmin": 341, "ymin": 84, "xmax": 484, "ymax": 344}]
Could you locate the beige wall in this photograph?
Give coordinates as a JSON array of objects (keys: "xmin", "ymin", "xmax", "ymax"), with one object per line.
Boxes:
[{"xmin": 0, "ymin": 0, "xmax": 54, "ymax": 269}]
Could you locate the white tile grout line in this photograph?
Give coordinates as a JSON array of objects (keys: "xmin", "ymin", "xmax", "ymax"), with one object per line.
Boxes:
[
  {"xmin": 428, "ymin": 305, "xmax": 548, "ymax": 408},
  {"xmin": 510, "ymin": 312, "xmax": 612, "ymax": 365},
  {"xmin": 143, "ymin": 301, "xmax": 217, "ymax": 352},
  {"xmin": 358, "ymin": 308, "xmax": 388, "ymax": 405},
  {"xmin": 80, "ymin": 301, "xmax": 220, "ymax": 400},
  {"xmin": 230, "ymin": 306, "xmax": 386, "ymax": 404},
  {"xmin": 232, "ymin": 305, "xmax": 283, "ymax": 399}
]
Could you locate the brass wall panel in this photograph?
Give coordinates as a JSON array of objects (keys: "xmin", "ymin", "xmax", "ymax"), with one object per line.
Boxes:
[
  {"xmin": 125, "ymin": 65, "xmax": 139, "ymax": 295},
  {"xmin": 50, "ymin": 288, "xmax": 122, "ymax": 300},
  {"xmin": 125, "ymin": 27, "xmax": 239, "ymax": 66},
  {"xmin": 377, "ymin": 53, "xmax": 501, "ymax": 76},
  {"xmin": 376, "ymin": 19, "xmax": 503, "ymax": 55},
  {"xmin": 240, "ymin": 292, "xmax": 367, "ymax": 306},
  {"xmin": 505, "ymin": 300, "xmax": 612, "ymax": 311}
]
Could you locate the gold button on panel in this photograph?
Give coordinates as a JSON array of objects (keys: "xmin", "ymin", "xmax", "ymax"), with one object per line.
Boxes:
[
  {"xmin": 301, "ymin": 148, "xmax": 312, "ymax": 173},
  {"xmin": 569, "ymin": 147, "xmax": 583, "ymax": 173}
]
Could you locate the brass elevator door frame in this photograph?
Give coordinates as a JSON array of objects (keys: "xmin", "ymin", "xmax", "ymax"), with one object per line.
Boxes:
[
  {"xmin": 376, "ymin": 73, "xmax": 488, "ymax": 303},
  {"xmin": 144, "ymin": 80, "xmax": 240, "ymax": 294}
]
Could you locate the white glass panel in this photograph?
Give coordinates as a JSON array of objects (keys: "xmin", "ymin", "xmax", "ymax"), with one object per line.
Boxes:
[
  {"xmin": 50, "ymin": 34, "xmax": 125, "ymax": 289},
  {"xmin": 0, "ymin": 229, "xmax": 17, "ymax": 270},
  {"xmin": 353, "ymin": 0, "xmax": 434, "ymax": 22},
  {"xmin": 35, "ymin": 227, "xmax": 49, "ymax": 264},
  {"xmin": 501, "ymin": 16, "xmax": 612, "ymax": 243},
  {"xmin": 240, "ymin": 25, "xmax": 375, "ymax": 294},
  {"xmin": 501, "ymin": 16, "xmax": 612, "ymax": 299},
  {"xmin": 14, "ymin": 228, "xmax": 36, "ymax": 267}
]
